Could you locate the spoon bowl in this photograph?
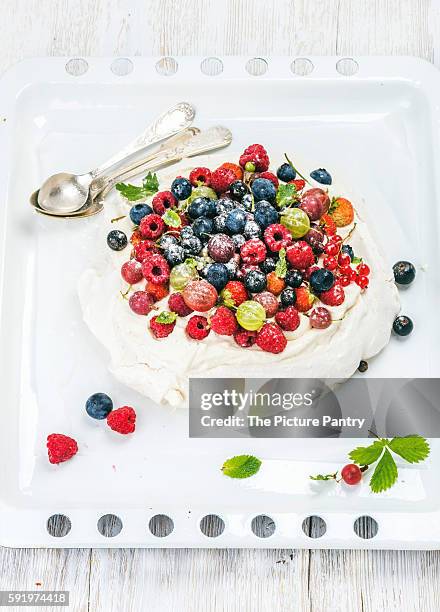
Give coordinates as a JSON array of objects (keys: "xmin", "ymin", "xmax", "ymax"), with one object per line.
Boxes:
[{"xmin": 37, "ymin": 172, "xmax": 92, "ymax": 214}]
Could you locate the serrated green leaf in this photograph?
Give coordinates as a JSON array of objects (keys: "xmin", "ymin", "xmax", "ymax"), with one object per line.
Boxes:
[
  {"xmin": 389, "ymin": 435, "xmax": 430, "ymax": 464},
  {"xmin": 349, "ymin": 440, "xmax": 385, "ymax": 466},
  {"xmin": 310, "ymin": 472, "xmax": 337, "ymax": 481},
  {"xmin": 221, "ymin": 455, "xmax": 261, "ymax": 479},
  {"xmin": 352, "ymin": 256, "xmax": 363, "ymax": 265},
  {"xmin": 155, "ymin": 311, "xmax": 178, "ymax": 324},
  {"xmin": 369, "ymin": 448, "xmax": 398, "ymax": 493},
  {"xmin": 162, "ymin": 209, "xmax": 181, "ymax": 228},
  {"xmin": 276, "ymin": 183, "xmax": 298, "ymax": 208},
  {"xmin": 115, "ymin": 172, "xmax": 159, "ymax": 201},
  {"xmin": 275, "ymin": 248, "xmax": 287, "ymax": 279}
]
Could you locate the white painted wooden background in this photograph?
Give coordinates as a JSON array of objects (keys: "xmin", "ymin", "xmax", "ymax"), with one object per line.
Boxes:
[{"xmin": 1, "ymin": 0, "xmax": 440, "ymax": 610}]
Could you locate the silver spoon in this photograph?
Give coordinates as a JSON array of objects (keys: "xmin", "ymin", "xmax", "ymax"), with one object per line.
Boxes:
[
  {"xmin": 33, "ymin": 102, "xmax": 196, "ymax": 215},
  {"xmin": 32, "ymin": 126, "xmax": 233, "ymax": 219}
]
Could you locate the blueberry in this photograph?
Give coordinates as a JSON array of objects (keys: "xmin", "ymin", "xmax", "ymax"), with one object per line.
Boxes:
[
  {"xmin": 254, "ymin": 201, "xmax": 279, "ymax": 229},
  {"xmin": 107, "ymin": 229, "xmax": 128, "ymax": 251},
  {"xmin": 232, "ymin": 234, "xmax": 246, "ymax": 250},
  {"xmin": 164, "ymin": 244, "xmax": 185, "ymax": 266},
  {"xmin": 393, "ymin": 261, "xmax": 416, "ymax": 286},
  {"xmin": 171, "ymin": 177, "xmax": 192, "ymax": 200},
  {"xmin": 205, "ymin": 200, "xmax": 217, "ymax": 218},
  {"xmin": 216, "ymin": 197, "xmax": 235, "ymax": 215},
  {"xmin": 225, "ymin": 208, "xmax": 247, "ymax": 234},
  {"xmin": 310, "ymin": 168, "xmax": 332, "ymax": 185},
  {"xmin": 243, "ymin": 220, "xmax": 261, "ymax": 239},
  {"xmin": 393, "ymin": 315, "xmax": 414, "ymax": 336},
  {"xmin": 252, "ymin": 178, "xmax": 277, "ymax": 202},
  {"xmin": 277, "ymin": 163, "xmax": 296, "ymax": 182},
  {"xmin": 310, "ymin": 269, "xmax": 335, "ymax": 293},
  {"xmin": 188, "ymin": 197, "xmax": 210, "ymax": 219},
  {"xmin": 260, "ymin": 257, "xmax": 277, "ymax": 274},
  {"xmin": 239, "ymin": 194, "xmax": 254, "ymax": 212},
  {"xmin": 206, "ymin": 263, "xmax": 229, "ymax": 291},
  {"xmin": 192, "ymin": 217, "xmax": 213, "ymax": 242},
  {"xmin": 244, "ymin": 269, "xmax": 267, "ymax": 293},
  {"xmin": 280, "ymin": 288, "xmax": 297, "ymax": 307},
  {"xmin": 229, "ymin": 180, "xmax": 249, "ymax": 200},
  {"xmin": 182, "ymin": 235, "xmax": 203, "ymax": 255},
  {"xmin": 285, "ymin": 270, "xmax": 303, "ymax": 288},
  {"xmin": 180, "ymin": 226, "xmax": 194, "ymax": 240},
  {"xmin": 159, "ymin": 234, "xmax": 178, "ymax": 250},
  {"xmin": 213, "ymin": 213, "xmax": 228, "ymax": 233},
  {"xmin": 341, "ymin": 244, "xmax": 354, "ymax": 261},
  {"xmin": 129, "ymin": 203, "xmax": 153, "ymax": 225},
  {"xmin": 86, "ymin": 392, "xmax": 113, "ymax": 420},
  {"xmin": 225, "ymin": 260, "xmax": 238, "ymax": 279}
]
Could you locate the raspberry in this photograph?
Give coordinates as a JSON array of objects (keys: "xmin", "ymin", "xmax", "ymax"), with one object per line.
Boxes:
[
  {"xmin": 222, "ymin": 281, "xmax": 248, "ymax": 307},
  {"xmin": 210, "ymin": 167, "xmax": 236, "ymax": 194},
  {"xmin": 168, "ymin": 292, "xmax": 193, "ymax": 317},
  {"xmin": 149, "ymin": 315, "xmax": 176, "ymax": 338},
  {"xmin": 275, "ymin": 306, "xmax": 300, "ymax": 331},
  {"xmin": 151, "ymin": 191, "xmax": 177, "ymax": 215},
  {"xmin": 256, "ymin": 171, "xmax": 279, "ymax": 188},
  {"xmin": 141, "ymin": 254, "xmax": 170, "ymax": 285},
  {"xmin": 219, "ymin": 162, "xmax": 243, "ymax": 181},
  {"xmin": 239, "ymin": 144, "xmax": 270, "ymax": 172},
  {"xmin": 240, "ymin": 238, "xmax": 267, "ymax": 264},
  {"xmin": 295, "ymin": 286, "xmax": 315, "ymax": 312},
  {"xmin": 210, "ymin": 306, "xmax": 238, "ymax": 336},
  {"xmin": 256, "ymin": 323, "xmax": 287, "ymax": 353},
  {"xmin": 47, "ymin": 433, "xmax": 78, "ymax": 464},
  {"xmin": 139, "ymin": 214, "xmax": 165, "ymax": 240},
  {"xmin": 186, "ymin": 315, "xmax": 210, "ymax": 340},
  {"xmin": 129, "ymin": 291, "xmax": 155, "ymax": 315},
  {"xmin": 289, "ymin": 178, "xmax": 306, "ymax": 191},
  {"xmin": 145, "ymin": 282, "xmax": 168, "ymax": 302},
  {"xmin": 121, "ymin": 260, "xmax": 143, "ymax": 284},
  {"xmin": 133, "ymin": 240, "xmax": 160, "ymax": 262},
  {"xmin": 189, "ymin": 167, "xmax": 212, "ymax": 187},
  {"xmin": 234, "ymin": 328, "xmax": 257, "ymax": 348},
  {"xmin": 320, "ymin": 283, "xmax": 345, "ymax": 306},
  {"xmin": 107, "ymin": 406, "xmax": 136, "ymax": 434},
  {"xmin": 286, "ymin": 241, "xmax": 315, "ymax": 270},
  {"xmin": 320, "ymin": 214, "xmax": 337, "ymax": 236},
  {"xmin": 264, "ymin": 224, "xmax": 292, "ymax": 252},
  {"xmin": 266, "ymin": 271, "xmax": 285, "ymax": 295}
]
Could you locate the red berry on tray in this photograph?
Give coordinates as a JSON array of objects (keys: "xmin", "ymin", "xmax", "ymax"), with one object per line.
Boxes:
[
  {"xmin": 324, "ymin": 242, "xmax": 339, "ymax": 256},
  {"xmin": 210, "ymin": 306, "xmax": 238, "ymax": 336},
  {"xmin": 256, "ymin": 322, "xmax": 287, "ymax": 353},
  {"xmin": 189, "ymin": 167, "xmax": 212, "ymax": 187},
  {"xmin": 210, "ymin": 167, "xmax": 236, "ymax": 194},
  {"xmin": 289, "ymin": 178, "xmax": 306, "ymax": 191},
  {"xmin": 234, "ymin": 328, "xmax": 258, "ymax": 348},
  {"xmin": 47, "ymin": 433, "xmax": 78, "ymax": 464},
  {"xmin": 182, "ymin": 280, "xmax": 218, "ymax": 312},
  {"xmin": 339, "ymin": 274, "xmax": 351, "ymax": 287},
  {"xmin": 341, "ymin": 463, "xmax": 362, "ymax": 485},
  {"xmin": 256, "ymin": 171, "xmax": 279, "ymax": 188},
  {"xmin": 286, "ymin": 241, "xmax": 315, "ymax": 270},
  {"xmin": 240, "ymin": 238, "xmax": 267, "ymax": 265},
  {"xmin": 295, "ymin": 286, "xmax": 315, "ymax": 312},
  {"xmin": 107, "ymin": 406, "xmax": 136, "ymax": 434},
  {"xmin": 320, "ymin": 214, "xmax": 337, "ymax": 236},
  {"xmin": 320, "ymin": 283, "xmax": 345, "ymax": 306},
  {"xmin": 309, "ymin": 307, "xmax": 332, "ymax": 329},
  {"xmin": 338, "ymin": 252, "xmax": 351, "ymax": 267},
  {"xmin": 266, "ymin": 272, "xmax": 285, "ymax": 296},
  {"xmin": 152, "ymin": 191, "xmax": 177, "ymax": 215},
  {"xmin": 207, "ymin": 233, "xmax": 235, "ymax": 263},
  {"xmin": 323, "ymin": 256, "xmax": 338, "ymax": 271},
  {"xmin": 168, "ymin": 292, "xmax": 193, "ymax": 317},
  {"xmin": 139, "ymin": 214, "xmax": 165, "ymax": 240},
  {"xmin": 219, "ymin": 162, "xmax": 243, "ymax": 181},
  {"xmin": 141, "ymin": 254, "xmax": 170, "ymax": 285},
  {"xmin": 275, "ymin": 306, "xmax": 300, "ymax": 331},
  {"xmin": 356, "ymin": 275, "xmax": 369, "ymax": 290},
  {"xmin": 149, "ymin": 314, "xmax": 176, "ymax": 338},
  {"xmin": 221, "ymin": 281, "xmax": 248, "ymax": 307},
  {"xmin": 121, "ymin": 260, "xmax": 143, "ymax": 284},
  {"xmin": 254, "ymin": 291, "xmax": 279, "ymax": 317},
  {"xmin": 133, "ymin": 240, "xmax": 160, "ymax": 262},
  {"xmin": 186, "ymin": 315, "xmax": 210, "ymax": 340},
  {"xmin": 357, "ymin": 263, "xmax": 370, "ymax": 276},
  {"xmin": 264, "ymin": 223, "xmax": 292, "ymax": 252},
  {"xmin": 239, "ymin": 144, "xmax": 270, "ymax": 172},
  {"xmin": 145, "ymin": 282, "xmax": 168, "ymax": 302},
  {"xmin": 129, "ymin": 291, "xmax": 155, "ymax": 315}
]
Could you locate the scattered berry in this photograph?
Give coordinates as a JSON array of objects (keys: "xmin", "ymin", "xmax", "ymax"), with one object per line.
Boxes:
[
  {"xmin": 393, "ymin": 261, "xmax": 416, "ymax": 285},
  {"xmin": 310, "ymin": 168, "xmax": 332, "ymax": 185},
  {"xmin": 47, "ymin": 434, "xmax": 78, "ymax": 464},
  {"xmin": 129, "ymin": 203, "xmax": 153, "ymax": 225},
  {"xmin": 393, "ymin": 315, "xmax": 413, "ymax": 336},
  {"xmin": 341, "ymin": 464, "xmax": 362, "ymax": 485},
  {"xmin": 290, "ymin": 178, "xmax": 306, "ymax": 191},
  {"xmin": 221, "ymin": 280, "xmax": 248, "ymax": 307},
  {"xmin": 323, "ymin": 255, "xmax": 338, "ymax": 270},
  {"xmin": 107, "ymin": 229, "xmax": 128, "ymax": 251},
  {"xmin": 208, "ymin": 233, "xmax": 235, "ymax": 262},
  {"xmin": 275, "ymin": 306, "xmax": 300, "ymax": 331},
  {"xmin": 341, "ymin": 244, "xmax": 354, "ymax": 261},
  {"xmin": 286, "ymin": 241, "xmax": 315, "ymax": 270},
  {"xmin": 139, "ymin": 214, "xmax": 165, "ymax": 240},
  {"xmin": 85, "ymin": 392, "xmax": 113, "ymax": 419},
  {"xmin": 277, "ymin": 163, "xmax": 296, "ymax": 182},
  {"xmin": 186, "ymin": 315, "xmax": 210, "ymax": 340},
  {"xmin": 164, "ymin": 244, "xmax": 185, "ymax": 267},
  {"xmin": 280, "ymin": 287, "xmax": 297, "ymax": 307},
  {"xmin": 129, "ymin": 291, "xmax": 155, "ymax": 315},
  {"xmin": 182, "ymin": 280, "xmax": 218, "ymax": 312},
  {"xmin": 239, "ymin": 143, "xmax": 270, "ymax": 172},
  {"xmin": 243, "ymin": 220, "xmax": 262, "ymax": 239},
  {"xmin": 171, "ymin": 177, "xmax": 192, "ymax": 200},
  {"xmin": 192, "ymin": 217, "xmax": 214, "ymax": 242},
  {"xmin": 188, "ymin": 197, "xmax": 214, "ymax": 219},
  {"xmin": 309, "ymin": 307, "xmax": 332, "ymax": 329},
  {"xmin": 234, "ymin": 328, "xmax": 258, "ymax": 347},
  {"xmin": 107, "ymin": 406, "xmax": 136, "ymax": 434},
  {"xmin": 254, "ymin": 201, "xmax": 279, "ymax": 229},
  {"xmin": 310, "ymin": 269, "xmax": 335, "ymax": 293},
  {"xmin": 320, "ymin": 214, "xmax": 337, "ymax": 236},
  {"xmin": 141, "ymin": 254, "xmax": 170, "ymax": 285},
  {"xmin": 168, "ymin": 292, "xmax": 193, "ymax": 317},
  {"xmin": 253, "ymin": 291, "xmax": 279, "ymax": 317},
  {"xmin": 260, "ymin": 257, "xmax": 277, "ymax": 274},
  {"xmin": 134, "ymin": 240, "xmax": 160, "ymax": 262},
  {"xmin": 256, "ymin": 323, "xmax": 287, "ymax": 354},
  {"xmin": 356, "ymin": 275, "xmax": 369, "ymax": 290},
  {"xmin": 210, "ymin": 306, "xmax": 238, "ymax": 336},
  {"xmin": 252, "ymin": 178, "xmax": 276, "ymax": 203},
  {"xmin": 240, "ymin": 238, "xmax": 267, "ymax": 264},
  {"xmin": 244, "ymin": 269, "xmax": 267, "ymax": 293},
  {"xmin": 206, "ymin": 263, "xmax": 229, "ymax": 291},
  {"xmin": 220, "ymin": 162, "xmax": 243, "ymax": 181},
  {"xmin": 236, "ymin": 300, "xmax": 266, "ymax": 331},
  {"xmin": 295, "ymin": 286, "xmax": 315, "ymax": 312},
  {"xmin": 229, "ymin": 180, "xmax": 248, "ymax": 200},
  {"xmin": 285, "ymin": 270, "xmax": 303, "ymax": 288},
  {"xmin": 149, "ymin": 314, "xmax": 176, "ymax": 338},
  {"xmin": 189, "ymin": 167, "xmax": 212, "ymax": 187},
  {"xmin": 257, "ymin": 171, "xmax": 279, "ymax": 188},
  {"xmin": 225, "ymin": 208, "xmax": 247, "ymax": 234},
  {"xmin": 264, "ymin": 223, "xmax": 292, "ymax": 252},
  {"xmin": 358, "ymin": 360, "xmax": 369, "ymax": 373},
  {"xmin": 320, "ymin": 284, "xmax": 345, "ymax": 306},
  {"xmin": 357, "ymin": 263, "xmax": 370, "ymax": 276},
  {"xmin": 266, "ymin": 271, "xmax": 285, "ymax": 295},
  {"xmin": 146, "ymin": 282, "xmax": 168, "ymax": 302},
  {"xmin": 211, "ymin": 167, "xmax": 236, "ymax": 194},
  {"xmin": 121, "ymin": 260, "xmax": 143, "ymax": 284},
  {"xmin": 329, "ymin": 197, "xmax": 354, "ymax": 227},
  {"xmin": 152, "ymin": 191, "xmax": 177, "ymax": 215}
]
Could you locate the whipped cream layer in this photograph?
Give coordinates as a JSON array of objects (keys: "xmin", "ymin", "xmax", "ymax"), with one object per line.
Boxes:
[{"xmin": 78, "ymin": 154, "xmax": 400, "ymax": 406}]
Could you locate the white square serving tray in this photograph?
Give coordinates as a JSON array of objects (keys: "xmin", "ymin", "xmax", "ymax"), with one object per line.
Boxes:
[{"xmin": 0, "ymin": 55, "xmax": 440, "ymax": 549}]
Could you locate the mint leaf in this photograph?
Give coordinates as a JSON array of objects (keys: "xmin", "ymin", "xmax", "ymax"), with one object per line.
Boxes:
[
  {"xmin": 155, "ymin": 311, "xmax": 178, "ymax": 324},
  {"xmin": 116, "ymin": 172, "xmax": 159, "ymax": 201},
  {"xmin": 349, "ymin": 440, "xmax": 385, "ymax": 466},
  {"xmin": 275, "ymin": 248, "xmax": 287, "ymax": 278},
  {"xmin": 310, "ymin": 472, "xmax": 337, "ymax": 481},
  {"xmin": 389, "ymin": 435, "xmax": 430, "ymax": 464},
  {"xmin": 222, "ymin": 455, "xmax": 261, "ymax": 479},
  {"xmin": 369, "ymin": 448, "xmax": 398, "ymax": 493},
  {"xmin": 276, "ymin": 183, "xmax": 298, "ymax": 208},
  {"xmin": 162, "ymin": 209, "xmax": 181, "ymax": 228},
  {"xmin": 352, "ymin": 256, "xmax": 363, "ymax": 265}
]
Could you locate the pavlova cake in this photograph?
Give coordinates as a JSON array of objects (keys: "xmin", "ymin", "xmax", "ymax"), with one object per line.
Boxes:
[{"xmin": 78, "ymin": 144, "xmax": 400, "ymax": 406}]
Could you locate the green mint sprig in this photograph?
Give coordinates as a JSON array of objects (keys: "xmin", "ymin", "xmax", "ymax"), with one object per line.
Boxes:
[
  {"xmin": 115, "ymin": 172, "xmax": 159, "ymax": 201},
  {"xmin": 162, "ymin": 209, "xmax": 181, "ymax": 228},
  {"xmin": 275, "ymin": 248, "xmax": 287, "ymax": 278},
  {"xmin": 276, "ymin": 183, "xmax": 298, "ymax": 208},
  {"xmin": 155, "ymin": 311, "xmax": 178, "ymax": 324},
  {"xmin": 222, "ymin": 455, "xmax": 261, "ymax": 479}
]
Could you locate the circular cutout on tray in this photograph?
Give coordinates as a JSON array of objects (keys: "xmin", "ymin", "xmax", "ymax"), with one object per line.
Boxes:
[
  {"xmin": 200, "ymin": 57, "xmax": 224, "ymax": 76},
  {"xmin": 149, "ymin": 514, "xmax": 174, "ymax": 537},
  {"xmin": 291, "ymin": 58, "xmax": 314, "ymax": 76},
  {"xmin": 251, "ymin": 514, "xmax": 276, "ymax": 538},
  {"xmin": 155, "ymin": 57, "xmax": 178, "ymax": 76},
  {"xmin": 245, "ymin": 58, "xmax": 268, "ymax": 77},
  {"xmin": 336, "ymin": 58, "xmax": 359, "ymax": 76},
  {"xmin": 65, "ymin": 58, "xmax": 89, "ymax": 76},
  {"xmin": 97, "ymin": 514, "xmax": 123, "ymax": 537},
  {"xmin": 353, "ymin": 515, "xmax": 379, "ymax": 539},
  {"xmin": 302, "ymin": 515, "xmax": 327, "ymax": 538},
  {"xmin": 200, "ymin": 514, "xmax": 225, "ymax": 537},
  {"xmin": 111, "ymin": 58, "xmax": 134, "ymax": 76},
  {"xmin": 47, "ymin": 514, "xmax": 72, "ymax": 538}
]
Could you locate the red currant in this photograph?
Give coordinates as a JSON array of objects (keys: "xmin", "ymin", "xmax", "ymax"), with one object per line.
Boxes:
[
  {"xmin": 341, "ymin": 464, "xmax": 362, "ymax": 485},
  {"xmin": 338, "ymin": 252, "xmax": 351, "ymax": 267},
  {"xmin": 324, "ymin": 242, "xmax": 339, "ymax": 256},
  {"xmin": 339, "ymin": 265, "xmax": 352, "ymax": 277},
  {"xmin": 328, "ymin": 235, "xmax": 342, "ymax": 246},
  {"xmin": 339, "ymin": 275, "xmax": 351, "ymax": 287},
  {"xmin": 323, "ymin": 256, "xmax": 338, "ymax": 270},
  {"xmin": 356, "ymin": 275, "xmax": 369, "ymax": 290},
  {"xmin": 357, "ymin": 263, "xmax": 370, "ymax": 276}
]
